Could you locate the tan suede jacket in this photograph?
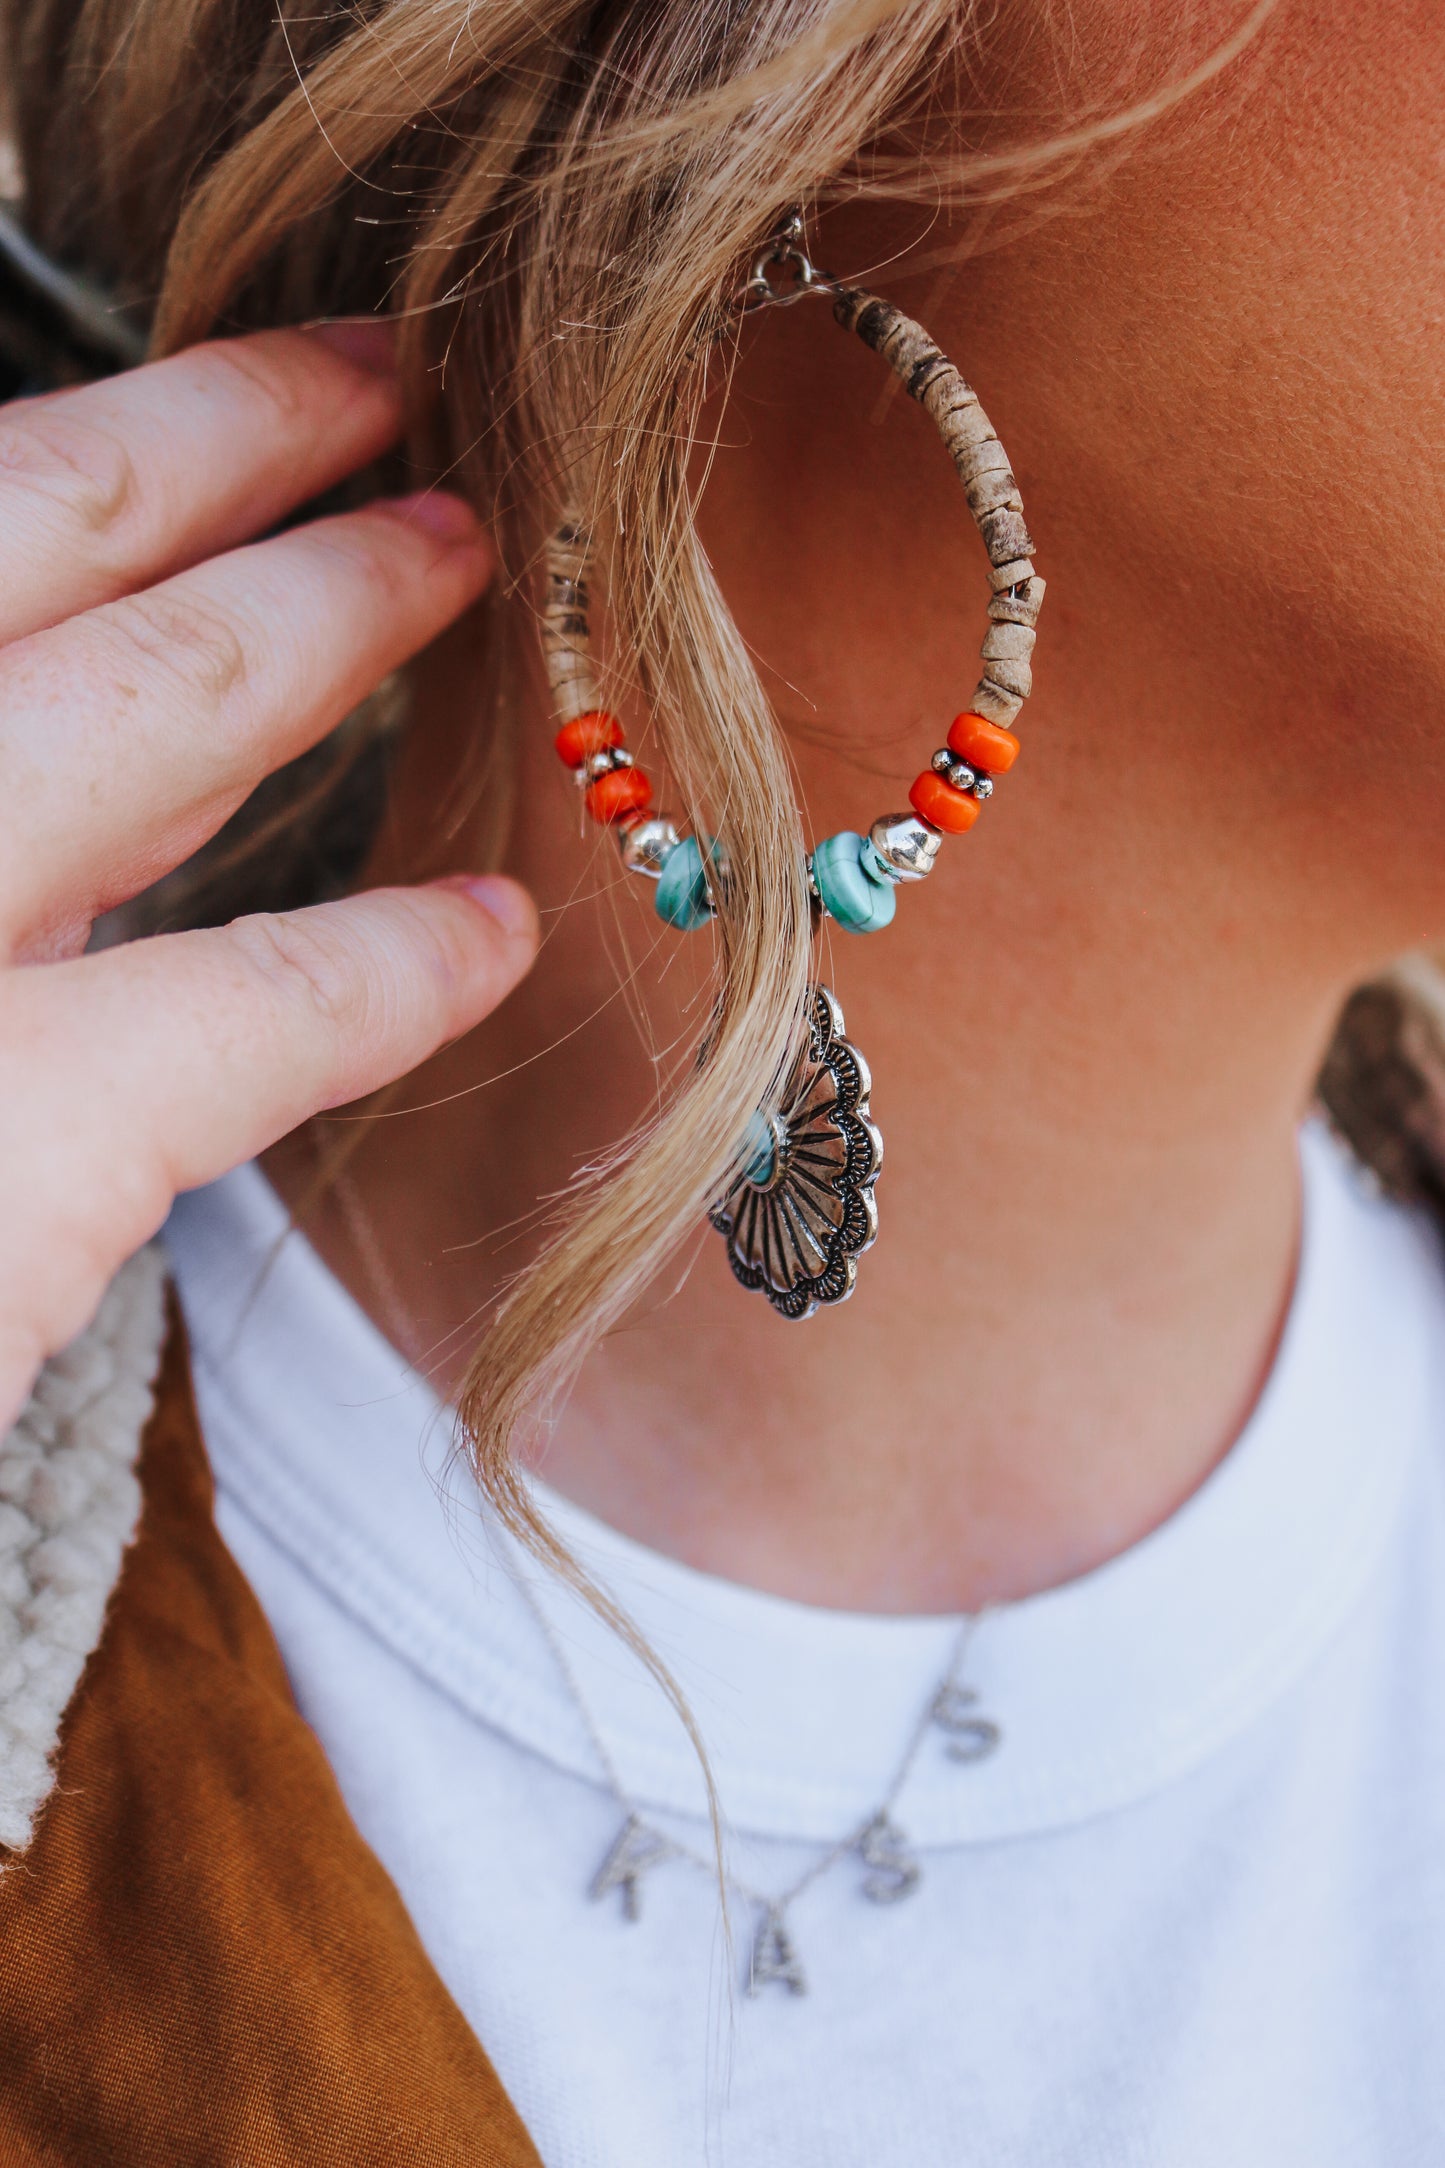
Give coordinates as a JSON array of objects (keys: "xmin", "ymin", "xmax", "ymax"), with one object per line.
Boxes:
[{"xmin": 0, "ymin": 1252, "xmax": 541, "ymax": 2166}]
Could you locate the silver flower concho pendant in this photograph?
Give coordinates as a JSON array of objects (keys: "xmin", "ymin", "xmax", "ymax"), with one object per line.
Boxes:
[{"xmin": 710, "ymin": 985, "xmax": 882, "ymax": 1320}]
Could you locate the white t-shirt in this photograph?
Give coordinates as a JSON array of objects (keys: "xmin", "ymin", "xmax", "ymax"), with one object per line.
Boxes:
[{"xmin": 165, "ymin": 1124, "xmax": 1445, "ymax": 2168}]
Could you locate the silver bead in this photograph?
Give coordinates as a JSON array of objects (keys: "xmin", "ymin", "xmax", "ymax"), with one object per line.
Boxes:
[
  {"xmin": 930, "ymin": 746, "xmax": 954, "ymax": 776},
  {"xmin": 945, "ymin": 759, "xmax": 977, "ymax": 793},
  {"xmin": 866, "ymin": 813, "xmax": 943, "ymax": 883},
  {"xmin": 618, "ymin": 815, "xmax": 681, "ymax": 879},
  {"xmin": 971, "ymin": 775, "xmax": 995, "ymax": 801},
  {"xmin": 580, "ymin": 746, "xmax": 633, "ymax": 785}
]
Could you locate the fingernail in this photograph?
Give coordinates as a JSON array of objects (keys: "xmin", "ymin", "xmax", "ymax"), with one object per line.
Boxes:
[
  {"xmin": 436, "ymin": 874, "xmax": 538, "ymax": 940},
  {"xmin": 310, "ymin": 319, "xmax": 397, "ymax": 375},
  {"xmin": 384, "ymin": 489, "xmax": 483, "ymax": 544}
]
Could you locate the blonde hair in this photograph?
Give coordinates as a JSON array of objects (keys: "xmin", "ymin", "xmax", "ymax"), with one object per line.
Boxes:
[{"xmin": 6, "ymin": 0, "xmax": 1440, "ymax": 1639}]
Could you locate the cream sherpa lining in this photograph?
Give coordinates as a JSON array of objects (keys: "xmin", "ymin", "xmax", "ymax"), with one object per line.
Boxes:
[{"xmin": 0, "ymin": 1249, "xmax": 168, "ymax": 1854}]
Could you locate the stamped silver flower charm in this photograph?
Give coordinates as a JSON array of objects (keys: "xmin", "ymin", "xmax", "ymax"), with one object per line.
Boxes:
[{"xmin": 710, "ymin": 984, "xmax": 882, "ymax": 1320}]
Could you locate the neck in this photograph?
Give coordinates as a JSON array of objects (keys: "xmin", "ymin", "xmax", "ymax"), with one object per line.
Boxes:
[
  {"xmin": 268, "ymin": 258, "xmax": 1390, "ymax": 1616},
  {"xmin": 542, "ymin": 848, "xmax": 1326, "ymax": 1611}
]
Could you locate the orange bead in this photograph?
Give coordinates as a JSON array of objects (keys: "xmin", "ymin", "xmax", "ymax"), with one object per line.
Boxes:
[
  {"xmin": 586, "ymin": 766, "xmax": 653, "ymax": 824},
  {"xmin": 555, "ymin": 710, "xmax": 625, "ymax": 769},
  {"xmin": 909, "ymin": 770, "xmax": 982, "ymax": 834},
  {"xmin": 946, "ymin": 712, "xmax": 1020, "ymax": 775}
]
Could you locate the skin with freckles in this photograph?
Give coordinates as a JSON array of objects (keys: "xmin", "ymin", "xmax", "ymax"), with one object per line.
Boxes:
[{"xmin": 268, "ymin": 0, "xmax": 1445, "ymax": 1612}]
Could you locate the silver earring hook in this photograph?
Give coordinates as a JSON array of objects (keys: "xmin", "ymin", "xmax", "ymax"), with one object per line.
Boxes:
[{"xmin": 741, "ymin": 208, "xmax": 838, "ymax": 311}]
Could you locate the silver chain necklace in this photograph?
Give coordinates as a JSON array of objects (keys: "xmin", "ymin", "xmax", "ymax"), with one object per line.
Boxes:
[
  {"xmin": 330, "ymin": 1165, "xmax": 1005, "ymax": 1999},
  {"xmin": 512, "ymin": 1569, "xmax": 1002, "ymax": 1999}
]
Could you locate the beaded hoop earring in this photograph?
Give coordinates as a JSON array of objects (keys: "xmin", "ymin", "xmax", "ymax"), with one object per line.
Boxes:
[{"xmin": 539, "ymin": 214, "xmax": 1045, "ymax": 1319}]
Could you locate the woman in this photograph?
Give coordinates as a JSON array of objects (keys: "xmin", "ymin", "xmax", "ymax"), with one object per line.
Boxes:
[{"xmin": 1, "ymin": 0, "xmax": 1443, "ymax": 2157}]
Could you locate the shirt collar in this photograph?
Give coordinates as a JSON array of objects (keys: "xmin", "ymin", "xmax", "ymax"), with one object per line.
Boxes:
[{"xmin": 166, "ymin": 1123, "xmax": 1441, "ymax": 1845}]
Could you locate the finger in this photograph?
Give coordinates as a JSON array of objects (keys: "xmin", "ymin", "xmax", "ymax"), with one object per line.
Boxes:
[
  {"xmin": 0, "ymin": 493, "xmax": 494, "ymax": 958},
  {"xmin": 0, "ymin": 875, "xmax": 538, "ymax": 1415},
  {"xmin": 0, "ymin": 325, "xmax": 403, "ymax": 646}
]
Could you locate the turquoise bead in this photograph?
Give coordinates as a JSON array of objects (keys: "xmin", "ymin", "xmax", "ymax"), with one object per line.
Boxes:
[
  {"xmin": 811, "ymin": 831, "xmax": 897, "ymax": 933},
  {"xmin": 739, "ymin": 1109, "xmax": 780, "ymax": 1187},
  {"xmin": 655, "ymin": 836, "xmax": 715, "ymax": 930}
]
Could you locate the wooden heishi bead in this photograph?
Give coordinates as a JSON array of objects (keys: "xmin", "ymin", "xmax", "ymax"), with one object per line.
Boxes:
[
  {"xmin": 968, "ymin": 678, "xmax": 1025, "ymax": 726},
  {"xmin": 934, "ymin": 399, "xmax": 997, "ymax": 455},
  {"xmin": 555, "ymin": 710, "xmax": 624, "ymax": 768},
  {"xmin": 542, "ymin": 519, "xmax": 600, "ymax": 723},
  {"xmin": 981, "ymin": 623, "xmax": 1036, "ymax": 664},
  {"xmin": 987, "ymin": 555, "xmax": 1036, "ymax": 593},
  {"xmin": 548, "ymin": 653, "xmax": 596, "ymax": 724},
  {"xmin": 980, "ymin": 655, "xmax": 1033, "ymax": 700},
  {"xmin": 833, "ymin": 287, "xmax": 1027, "ymax": 543},
  {"xmin": 831, "ymin": 283, "xmax": 1046, "ymax": 746},
  {"xmin": 910, "ymin": 770, "xmax": 982, "ymax": 834},
  {"xmin": 965, "ymin": 467, "xmax": 1024, "ymax": 520},
  {"xmin": 586, "ymin": 766, "xmax": 652, "ymax": 824},
  {"xmin": 978, "ymin": 507, "xmax": 1035, "ymax": 568},
  {"xmin": 957, "ymin": 433, "xmax": 1010, "ymax": 473},
  {"xmin": 987, "ymin": 575, "xmax": 1047, "ymax": 628},
  {"xmin": 916, "ymin": 363, "xmax": 977, "ymax": 410},
  {"xmin": 947, "ymin": 713, "xmax": 1021, "ymax": 774}
]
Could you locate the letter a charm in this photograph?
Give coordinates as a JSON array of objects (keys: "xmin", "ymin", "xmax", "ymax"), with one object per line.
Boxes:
[
  {"xmin": 747, "ymin": 1905, "xmax": 808, "ymax": 1997},
  {"xmin": 589, "ymin": 1813, "xmax": 679, "ymax": 1921}
]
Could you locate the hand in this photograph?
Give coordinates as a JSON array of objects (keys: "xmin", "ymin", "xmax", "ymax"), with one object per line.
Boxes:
[{"xmin": 0, "ymin": 327, "xmax": 539, "ymax": 1426}]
